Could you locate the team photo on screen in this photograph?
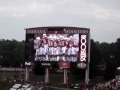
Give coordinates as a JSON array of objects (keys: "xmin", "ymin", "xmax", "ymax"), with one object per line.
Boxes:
[{"xmin": 34, "ymin": 34, "xmax": 79, "ymax": 62}]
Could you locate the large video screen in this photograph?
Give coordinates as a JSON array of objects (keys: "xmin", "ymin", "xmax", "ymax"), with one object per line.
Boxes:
[
  {"xmin": 34, "ymin": 34, "xmax": 79, "ymax": 62},
  {"xmin": 25, "ymin": 27, "xmax": 89, "ymax": 62}
]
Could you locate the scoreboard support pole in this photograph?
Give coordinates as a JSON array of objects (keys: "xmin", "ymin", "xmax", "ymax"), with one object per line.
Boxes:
[
  {"xmin": 45, "ymin": 67, "xmax": 49, "ymax": 84},
  {"xmin": 64, "ymin": 68, "xmax": 67, "ymax": 84},
  {"xmin": 85, "ymin": 66, "xmax": 89, "ymax": 89},
  {"xmin": 25, "ymin": 66, "xmax": 29, "ymax": 82},
  {"xmin": 85, "ymin": 33, "xmax": 91, "ymax": 90}
]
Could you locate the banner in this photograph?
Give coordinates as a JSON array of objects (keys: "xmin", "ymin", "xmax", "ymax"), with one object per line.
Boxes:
[{"xmin": 58, "ymin": 61, "xmax": 70, "ymax": 69}]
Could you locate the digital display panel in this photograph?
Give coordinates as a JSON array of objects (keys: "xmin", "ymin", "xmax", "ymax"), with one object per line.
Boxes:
[
  {"xmin": 25, "ymin": 27, "xmax": 89, "ymax": 63},
  {"xmin": 34, "ymin": 33, "xmax": 79, "ymax": 62}
]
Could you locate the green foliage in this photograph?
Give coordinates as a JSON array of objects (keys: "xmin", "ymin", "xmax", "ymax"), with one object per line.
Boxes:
[
  {"xmin": 104, "ymin": 60, "xmax": 117, "ymax": 80},
  {"xmin": 89, "ymin": 38, "xmax": 120, "ymax": 79},
  {"xmin": 115, "ymin": 38, "xmax": 120, "ymax": 66},
  {"xmin": 90, "ymin": 39, "xmax": 101, "ymax": 78},
  {"xmin": 0, "ymin": 39, "xmax": 25, "ymax": 67}
]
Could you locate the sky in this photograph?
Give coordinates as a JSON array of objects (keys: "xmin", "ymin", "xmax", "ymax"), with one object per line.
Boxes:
[{"xmin": 0, "ymin": 0, "xmax": 120, "ymax": 43}]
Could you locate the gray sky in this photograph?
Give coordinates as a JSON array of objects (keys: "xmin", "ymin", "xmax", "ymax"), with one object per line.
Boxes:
[{"xmin": 0, "ymin": 0, "xmax": 120, "ymax": 43}]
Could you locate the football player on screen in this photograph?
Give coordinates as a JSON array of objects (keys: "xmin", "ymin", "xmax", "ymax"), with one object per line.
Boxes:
[
  {"xmin": 42, "ymin": 34, "xmax": 48, "ymax": 61},
  {"xmin": 48, "ymin": 35, "xmax": 54, "ymax": 61},
  {"xmin": 34, "ymin": 36, "xmax": 40, "ymax": 61},
  {"xmin": 53, "ymin": 35, "xmax": 59, "ymax": 61},
  {"xmin": 68, "ymin": 36, "xmax": 75, "ymax": 62},
  {"xmin": 60, "ymin": 35, "xmax": 68, "ymax": 61},
  {"xmin": 72, "ymin": 34, "xmax": 79, "ymax": 62}
]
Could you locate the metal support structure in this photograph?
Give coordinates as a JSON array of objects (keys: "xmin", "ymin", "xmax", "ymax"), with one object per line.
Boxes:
[
  {"xmin": 45, "ymin": 67, "xmax": 49, "ymax": 83},
  {"xmin": 85, "ymin": 64, "xmax": 90, "ymax": 90},
  {"xmin": 85, "ymin": 68, "xmax": 88, "ymax": 89},
  {"xmin": 25, "ymin": 66, "xmax": 29, "ymax": 81},
  {"xmin": 85, "ymin": 33, "xmax": 91, "ymax": 90},
  {"xmin": 64, "ymin": 68, "xmax": 67, "ymax": 84}
]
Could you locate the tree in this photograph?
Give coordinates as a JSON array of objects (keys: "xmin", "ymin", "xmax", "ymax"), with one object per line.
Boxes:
[
  {"xmin": 104, "ymin": 59, "xmax": 117, "ymax": 80},
  {"xmin": 89, "ymin": 39, "xmax": 101, "ymax": 78},
  {"xmin": 115, "ymin": 38, "xmax": 120, "ymax": 66},
  {"xmin": 0, "ymin": 39, "xmax": 25, "ymax": 67}
]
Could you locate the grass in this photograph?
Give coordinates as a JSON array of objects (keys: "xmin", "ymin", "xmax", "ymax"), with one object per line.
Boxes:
[
  {"xmin": 0, "ymin": 71, "xmax": 106, "ymax": 90},
  {"xmin": 0, "ymin": 81, "xmax": 14, "ymax": 90}
]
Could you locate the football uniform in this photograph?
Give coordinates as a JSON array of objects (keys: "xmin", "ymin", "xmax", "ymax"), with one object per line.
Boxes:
[
  {"xmin": 60, "ymin": 39, "xmax": 68, "ymax": 54},
  {"xmin": 40, "ymin": 35, "xmax": 48, "ymax": 61},
  {"xmin": 38, "ymin": 39, "xmax": 43, "ymax": 55},
  {"xmin": 42, "ymin": 37, "xmax": 48, "ymax": 55},
  {"xmin": 73, "ymin": 34, "xmax": 79, "ymax": 53},
  {"xmin": 53, "ymin": 39, "xmax": 59, "ymax": 55},
  {"xmin": 48, "ymin": 39, "xmax": 54, "ymax": 55},
  {"xmin": 60, "ymin": 39, "xmax": 68, "ymax": 61},
  {"xmin": 34, "ymin": 39, "xmax": 39, "ymax": 49},
  {"xmin": 68, "ymin": 39, "xmax": 74, "ymax": 55},
  {"xmin": 34, "ymin": 39, "xmax": 40, "ymax": 56},
  {"xmin": 40, "ymin": 39, "xmax": 44, "ymax": 55},
  {"xmin": 53, "ymin": 37, "xmax": 60, "ymax": 61}
]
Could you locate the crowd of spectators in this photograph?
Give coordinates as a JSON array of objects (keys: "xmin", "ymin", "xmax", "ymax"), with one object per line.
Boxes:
[{"xmin": 93, "ymin": 76, "xmax": 120, "ymax": 90}]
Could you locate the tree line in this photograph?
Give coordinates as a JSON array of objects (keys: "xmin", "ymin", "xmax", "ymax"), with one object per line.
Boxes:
[
  {"xmin": 0, "ymin": 39, "xmax": 25, "ymax": 67},
  {"xmin": 0, "ymin": 38, "xmax": 120, "ymax": 80},
  {"xmin": 90, "ymin": 38, "xmax": 120, "ymax": 80}
]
